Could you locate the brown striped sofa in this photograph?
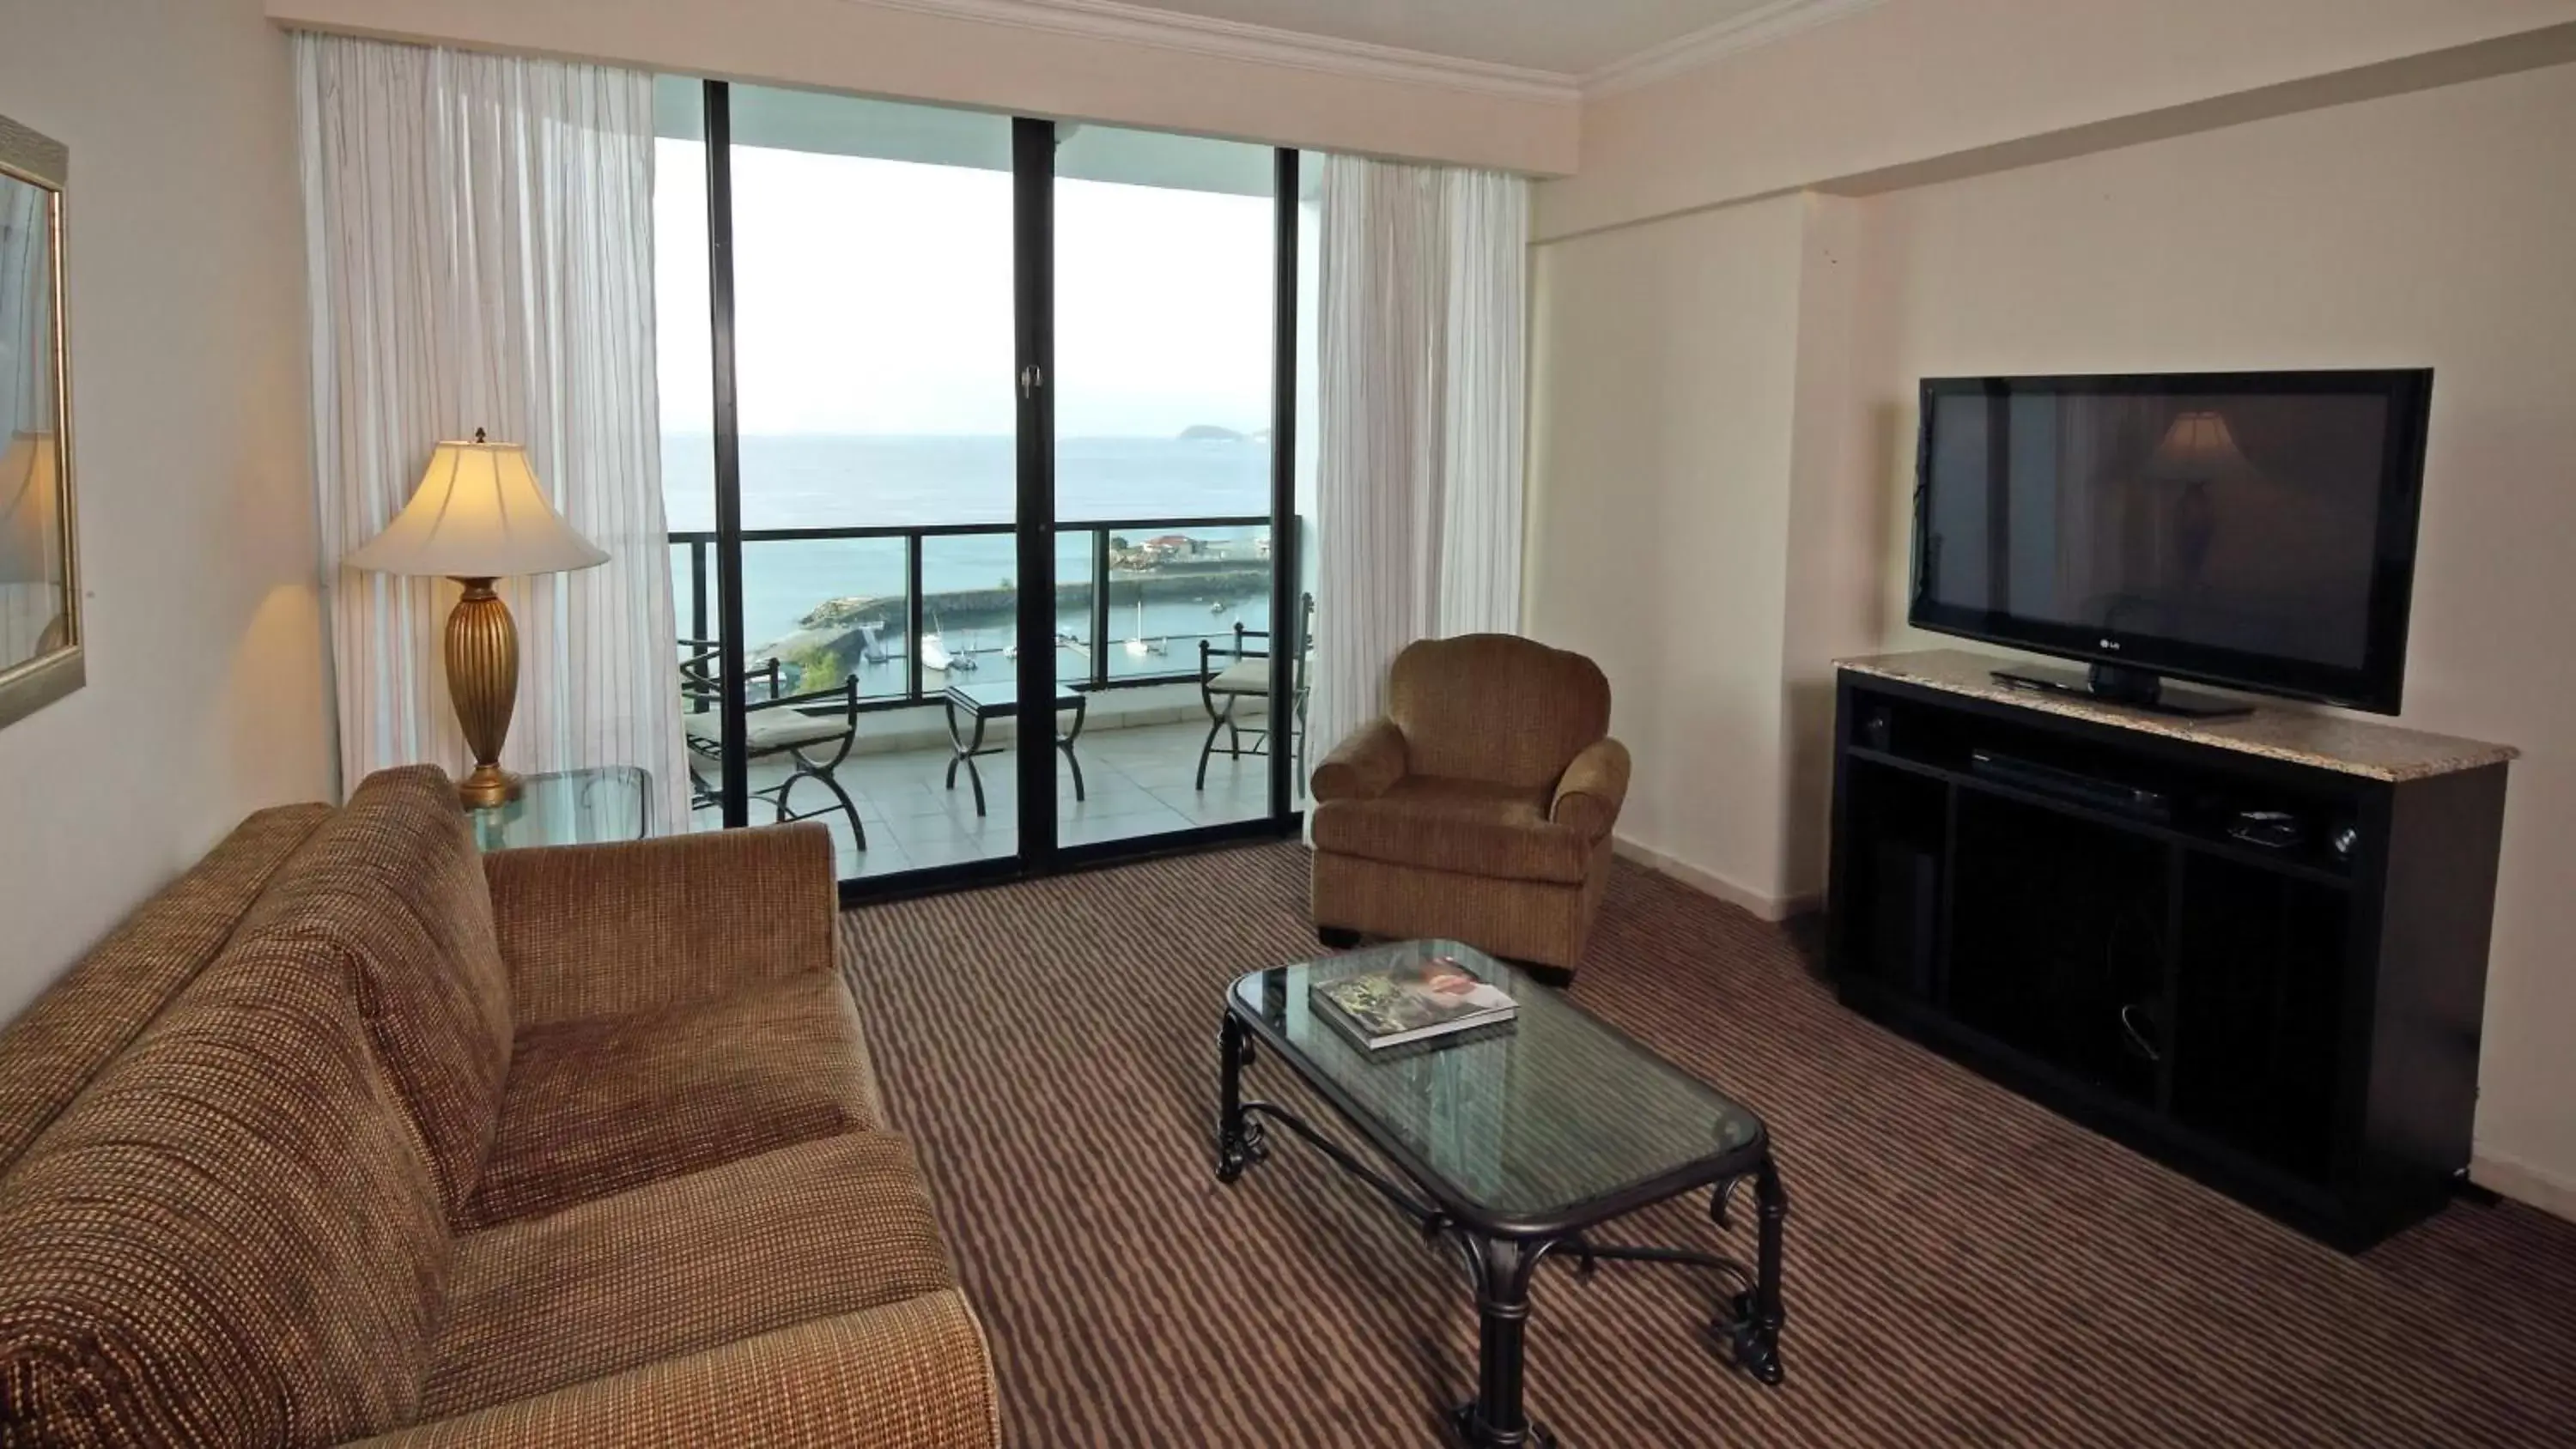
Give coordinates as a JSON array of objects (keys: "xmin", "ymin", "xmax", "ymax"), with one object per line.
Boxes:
[{"xmin": 0, "ymin": 765, "xmax": 999, "ymax": 1447}]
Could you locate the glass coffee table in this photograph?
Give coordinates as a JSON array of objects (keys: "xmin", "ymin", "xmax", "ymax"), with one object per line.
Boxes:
[{"xmin": 1218, "ymin": 940, "xmax": 1788, "ymax": 1447}]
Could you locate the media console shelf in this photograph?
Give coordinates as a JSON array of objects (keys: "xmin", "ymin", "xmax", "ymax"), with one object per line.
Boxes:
[{"xmin": 1829, "ymin": 650, "xmax": 2515, "ymax": 1250}]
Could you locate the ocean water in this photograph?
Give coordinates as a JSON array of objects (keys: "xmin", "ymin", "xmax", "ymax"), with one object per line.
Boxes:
[{"xmin": 662, "ymin": 433, "xmax": 1298, "ymax": 690}]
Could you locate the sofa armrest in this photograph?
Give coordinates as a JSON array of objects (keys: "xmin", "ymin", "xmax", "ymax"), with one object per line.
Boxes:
[
  {"xmin": 1550, "ymin": 737, "xmax": 1632, "ymax": 840},
  {"xmin": 349, "ymin": 1290, "xmax": 999, "ymax": 1449},
  {"xmin": 1310, "ymin": 718, "xmax": 1408, "ymax": 803},
  {"xmin": 483, "ymin": 822, "xmax": 838, "ymax": 1027}
]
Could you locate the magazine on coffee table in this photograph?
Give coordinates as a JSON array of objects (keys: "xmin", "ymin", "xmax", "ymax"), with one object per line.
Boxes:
[{"xmin": 1311, "ymin": 955, "xmax": 1518, "ymax": 1051}]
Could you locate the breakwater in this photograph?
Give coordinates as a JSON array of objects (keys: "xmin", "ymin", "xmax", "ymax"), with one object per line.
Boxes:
[{"xmin": 800, "ymin": 563, "xmax": 1272, "ymax": 633}]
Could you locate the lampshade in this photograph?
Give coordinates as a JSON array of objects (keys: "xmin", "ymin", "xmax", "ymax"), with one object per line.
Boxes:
[
  {"xmin": 0, "ymin": 430, "xmax": 61, "ymax": 585},
  {"xmin": 346, "ymin": 434, "xmax": 608, "ymax": 579},
  {"xmin": 2148, "ymin": 410, "xmax": 2252, "ymax": 478}
]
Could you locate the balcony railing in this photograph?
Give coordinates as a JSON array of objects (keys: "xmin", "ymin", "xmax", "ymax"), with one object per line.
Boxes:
[{"xmin": 669, "ymin": 514, "xmax": 1287, "ymax": 713}]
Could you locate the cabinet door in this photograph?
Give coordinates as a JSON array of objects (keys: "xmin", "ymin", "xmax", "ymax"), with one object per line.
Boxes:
[
  {"xmin": 1831, "ymin": 757, "xmax": 1950, "ymax": 999},
  {"xmin": 2171, "ymin": 856, "xmax": 2349, "ymax": 1184},
  {"xmin": 1947, "ymin": 791, "xmax": 2166, "ymax": 1105}
]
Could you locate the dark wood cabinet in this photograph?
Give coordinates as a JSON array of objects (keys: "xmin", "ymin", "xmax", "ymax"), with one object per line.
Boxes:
[{"xmin": 1827, "ymin": 652, "xmax": 2512, "ymax": 1250}]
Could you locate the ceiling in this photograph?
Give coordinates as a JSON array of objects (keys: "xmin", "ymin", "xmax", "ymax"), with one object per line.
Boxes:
[{"xmin": 1060, "ymin": 0, "xmax": 1795, "ymax": 78}]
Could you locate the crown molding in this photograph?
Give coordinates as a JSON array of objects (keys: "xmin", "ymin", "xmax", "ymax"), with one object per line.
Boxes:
[
  {"xmin": 845, "ymin": 0, "xmax": 1582, "ymax": 105},
  {"xmin": 1583, "ymin": 0, "xmax": 1887, "ymax": 98}
]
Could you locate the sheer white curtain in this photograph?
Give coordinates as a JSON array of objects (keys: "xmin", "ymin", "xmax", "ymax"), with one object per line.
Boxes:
[
  {"xmin": 1310, "ymin": 155, "xmax": 1528, "ymax": 757},
  {"xmin": 295, "ymin": 33, "xmax": 686, "ymax": 826}
]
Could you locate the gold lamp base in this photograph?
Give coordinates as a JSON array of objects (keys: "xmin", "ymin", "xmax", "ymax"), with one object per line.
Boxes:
[{"xmin": 446, "ymin": 577, "xmax": 523, "ymax": 808}]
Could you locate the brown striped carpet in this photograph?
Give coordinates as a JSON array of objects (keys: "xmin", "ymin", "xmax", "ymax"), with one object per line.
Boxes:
[{"xmin": 836, "ymin": 843, "xmax": 2576, "ymax": 1446}]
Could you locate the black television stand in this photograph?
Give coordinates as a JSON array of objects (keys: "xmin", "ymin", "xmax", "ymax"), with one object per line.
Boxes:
[
  {"xmin": 1830, "ymin": 650, "xmax": 2515, "ymax": 1250},
  {"xmin": 1990, "ymin": 660, "xmax": 2254, "ymax": 719}
]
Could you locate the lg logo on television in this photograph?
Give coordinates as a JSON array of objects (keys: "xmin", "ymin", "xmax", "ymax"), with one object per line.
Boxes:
[{"xmin": 2099, "ymin": 639, "xmax": 2121, "ymax": 651}]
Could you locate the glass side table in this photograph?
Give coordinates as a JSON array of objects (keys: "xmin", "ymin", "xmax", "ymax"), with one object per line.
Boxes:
[{"xmin": 465, "ymin": 766, "xmax": 652, "ymax": 852}]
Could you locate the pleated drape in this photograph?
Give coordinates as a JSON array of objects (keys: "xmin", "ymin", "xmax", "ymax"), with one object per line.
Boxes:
[
  {"xmin": 295, "ymin": 33, "xmax": 687, "ymax": 828},
  {"xmin": 1310, "ymin": 155, "xmax": 1530, "ymax": 759}
]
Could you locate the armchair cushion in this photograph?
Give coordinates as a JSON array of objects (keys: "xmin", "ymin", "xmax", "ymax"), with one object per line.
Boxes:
[
  {"xmin": 464, "ymin": 971, "xmax": 886, "ymax": 1228},
  {"xmin": 1387, "ymin": 634, "xmax": 1611, "ymax": 791},
  {"xmin": 422, "ymin": 1134, "xmax": 956, "ymax": 1418},
  {"xmin": 1313, "ymin": 776, "xmax": 1595, "ymax": 886},
  {"xmin": 1550, "ymin": 737, "xmax": 1633, "ymax": 841},
  {"xmin": 1310, "ymin": 718, "xmax": 1407, "ymax": 802}
]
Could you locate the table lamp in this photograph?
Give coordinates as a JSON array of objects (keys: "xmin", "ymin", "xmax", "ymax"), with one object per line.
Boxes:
[
  {"xmin": 0, "ymin": 430, "xmax": 66, "ymax": 656},
  {"xmin": 2148, "ymin": 410, "xmax": 2251, "ymax": 478},
  {"xmin": 2145, "ymin": 409, "xmax": 2259, "ymax": 587},
  {"xmin": 347, "ymin": 430, "xmax": 606, "ymax": 807}
]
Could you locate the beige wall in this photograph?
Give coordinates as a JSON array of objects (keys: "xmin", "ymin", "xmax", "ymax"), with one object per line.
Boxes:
[
  {"xmin": 264, "ymin": 0, "xmax": 1579, "ymax": 175},
  {"xmin": 1524, "ymin": 196, "xmax": 1807, "ymax": 912},
  {"xmin": 0, "ymin": 0, "xmax": 334, "ymax": 1023},
  {"xmin": 1527, "ymin": 191, "xmax": 1882, "ymax": 916},
  {"xmin": 1849, "ymin": 61, "xmax": 2576, "ymax": 1212},
  {"xmin": 1542, "ymin": 0, "xmax": 2576, "ymax": 239},
  {"xmin": 1528, "ymin": 53, "xmax": 2576, "ymax": 1211}
]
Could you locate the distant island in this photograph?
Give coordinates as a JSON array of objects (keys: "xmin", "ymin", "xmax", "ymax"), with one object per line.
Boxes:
[{"xmin": 1176, "ymin": 424, "xmax": 1271, "ymax": 443}]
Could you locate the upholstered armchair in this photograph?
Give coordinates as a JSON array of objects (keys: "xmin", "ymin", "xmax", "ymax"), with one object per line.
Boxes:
[{"xmin": 1309, "ymin": 634, "xmax": 1631, "ymax": 978}]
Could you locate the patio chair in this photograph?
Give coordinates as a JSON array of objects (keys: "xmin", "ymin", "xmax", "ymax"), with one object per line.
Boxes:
[
  {"xmin": 678, "ymin": 639, "xmax": 867, "ymax": 848},
  {"xmin": 1194, "ymin": 592, "xmax": 1314, "ymax": 792}
]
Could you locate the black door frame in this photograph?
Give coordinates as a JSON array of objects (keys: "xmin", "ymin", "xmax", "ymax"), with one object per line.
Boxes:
[
  {"xmin": 1012, "ymin": 117, "xmax": 1060, "ymax": 873},
  {"xmin": 694, "ymin": 83, "xmax": 1303, "ymax": 904}
]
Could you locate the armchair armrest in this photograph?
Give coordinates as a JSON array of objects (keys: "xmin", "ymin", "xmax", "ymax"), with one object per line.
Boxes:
[
  {"xmin": 483, "ymin": 822, "xmax": 837, "ymax": 1027},
  {"xmin": 1310, "ymin": 718, "xmax": 1408, "ymax": 802},
  {"xmin": 350, "ymin": 1290, "xmax": 1000, "ymax": 1448},
  {"xmin": 1550, "ymin": 737, "xmax": 1631, "ymax": 840}
]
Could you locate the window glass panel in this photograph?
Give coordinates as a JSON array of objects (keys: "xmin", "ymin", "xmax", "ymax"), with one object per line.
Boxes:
[{"xmin": 1052, "ymin": 127, "xmax": 1278, "ymax": 846}]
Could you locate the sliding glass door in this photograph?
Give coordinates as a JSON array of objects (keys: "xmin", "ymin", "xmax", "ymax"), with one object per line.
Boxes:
[
  {"xmin": 659, "ymin": 79, "xmax": 1303, "ymax": 896},
  {"xmin": 1047, "ymin": 125, "xmax": 1292, "ymax": 853}
]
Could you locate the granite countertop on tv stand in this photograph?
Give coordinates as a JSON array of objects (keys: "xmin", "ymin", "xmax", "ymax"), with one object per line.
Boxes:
[{"xmin": 1836, "ymin": 650, "xmax": 2518, "ymax": 783}]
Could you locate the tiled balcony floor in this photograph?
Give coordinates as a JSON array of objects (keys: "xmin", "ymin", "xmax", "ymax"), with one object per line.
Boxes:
[{"xmin": 692, "ymin": 716, "xmax": 1297, "ymax": 880}]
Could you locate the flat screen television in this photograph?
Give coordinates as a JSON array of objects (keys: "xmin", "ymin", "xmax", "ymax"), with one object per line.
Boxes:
[{"xmin": 1909, "ymin": 370, "xmax": 2433, "ymax": 717}]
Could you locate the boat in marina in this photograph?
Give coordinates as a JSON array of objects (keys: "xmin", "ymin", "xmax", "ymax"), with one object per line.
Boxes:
[
  {"xmin": 920, "ymin": 612, "xmax": 975, "ymax": 672},
  {"xmin": 1122, "ymin": 601, "xmax": 1168, "ymax": 659}
]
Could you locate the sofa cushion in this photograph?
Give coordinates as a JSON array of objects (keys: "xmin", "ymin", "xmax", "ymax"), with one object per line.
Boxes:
[
  {"xmin": 1313, "ymin": 774, "xmax": 1596, "ymax": 885},
  {"xmin": 483, "ymin": 823, "xmax": 840, "ymax": 1027},
  {"xmin": 0, "ymin": 933, "xmax": 449, "ymax": 1447},
  {"xmin": 237, "ymin": 765, "xmax": 513, "ymax": 1222},
  {"xmin": 368, "ymin": 1293, "xmax": 999, "ymax": 1449},
  {"xmin": 423, "ymin": 1134, "xmax": 957, "ymax": 1418},
  {"xmin": 0, "ymin": 802, "xmax": 329, "ymax": 1177},
  {"xmin": 466, "ymin": 970, "xmax": 888, "ymax": 1227}
]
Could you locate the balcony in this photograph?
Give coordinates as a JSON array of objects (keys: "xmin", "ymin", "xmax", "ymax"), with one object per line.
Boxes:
[{"xmin": 672, "ymin": 514, "xmax": 1303, "ymax": 877}]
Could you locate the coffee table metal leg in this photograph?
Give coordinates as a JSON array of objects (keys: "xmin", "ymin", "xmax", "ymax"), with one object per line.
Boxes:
[
  {"xmin": 1717, "ymin": 1155, "xmax": 1789, "ymax": 1385},
  {"xmin": 1215, "ymin": 1012, "xmax": 1266, "ymax": 1182},
  {"xmin": 1451, "ymin": 1236, "xmax": 1555, "ymax": 1448}
]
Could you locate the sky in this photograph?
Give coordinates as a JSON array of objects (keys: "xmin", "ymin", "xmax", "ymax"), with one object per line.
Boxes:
[{"xmin": 654, "ymin": 141, "xmax": 1278, "ymax": 440}]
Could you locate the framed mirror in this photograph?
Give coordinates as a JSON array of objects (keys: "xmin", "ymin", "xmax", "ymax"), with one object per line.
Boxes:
[{"xmin": 0, "ymin": 112, "xmax": 78, "ymax": 730}]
